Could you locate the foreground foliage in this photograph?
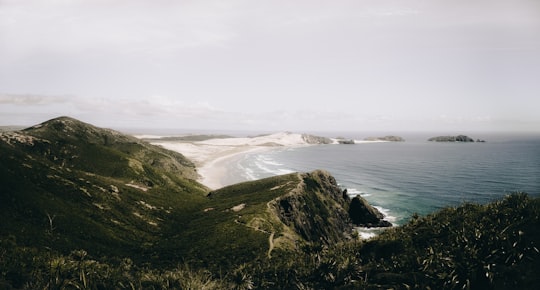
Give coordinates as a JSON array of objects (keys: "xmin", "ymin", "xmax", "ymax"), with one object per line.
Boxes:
[
  {"xmin": 2, "ymin": 193, "xmax": 538, "ymax": 289},
  {"xmin": 358, "ymin": 192, "xmax": 539, "ymax": 289}
]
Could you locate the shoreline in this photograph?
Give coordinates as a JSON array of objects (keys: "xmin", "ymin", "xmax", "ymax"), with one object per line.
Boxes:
[
  {"xmin": 145, "ymin": 133, "xmax": 389, "ymax": 190},
  {"xmin": 145, "ymin": 132, "xmax": 320, "ymax": 189},
  {"xmin": 196, "ymin": 145, "xmax": 272, "ymax": 189},
  {"xmin": 151, "ymin": 141, "xmax": 268, "ymax": 189},
  {"xmin": 149, "ymin": 137, "xmax": 308, "ymax": 189}
]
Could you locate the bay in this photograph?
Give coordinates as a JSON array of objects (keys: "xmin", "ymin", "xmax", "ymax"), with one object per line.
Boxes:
[{"xmin": 228, "ymin": 133, "xmax": 540, "ymax": 225}]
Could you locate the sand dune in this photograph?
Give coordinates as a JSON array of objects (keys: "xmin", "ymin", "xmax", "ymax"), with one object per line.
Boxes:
[{"xmin": 147, "ymin": 132, "xmax": 314, "ymax": 189}]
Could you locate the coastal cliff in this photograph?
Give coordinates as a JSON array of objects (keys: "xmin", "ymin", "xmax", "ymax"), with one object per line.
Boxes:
[
  {"xmin": 301, "ymin": 134, "xmax": 333, "ymax": 144},
  {"xmin": 269, "ymin": 170, "xmax": 354, "ymax": 244},
  {"xmin": 349, "ymin": 195, "xmax": 393, "ymax": 227},
  {"xmin": 203, "ymin": 170, "xmax": 359, "ymax": 261}
]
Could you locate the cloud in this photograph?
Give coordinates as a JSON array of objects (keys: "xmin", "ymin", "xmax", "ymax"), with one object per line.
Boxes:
[
  {"xmin": 0, "ymin": 92, "xmax": 535, "ymax": 133},
  {"xmin": 59, "ymin": 95, "xmax": 237, "ymax": 129},
  {"xmin": 0, "ymin": 93, "xmax": 69, "ymax": 105},
  {"xmin": 1, "ymin": 1, "xmax": 539, "ymax": 132},
  {"xmin": 0, "ymin": 93, "xmax": 362, "ymax": 131}
]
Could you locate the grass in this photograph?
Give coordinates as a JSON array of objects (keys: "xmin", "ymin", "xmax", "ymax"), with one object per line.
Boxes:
[
  {"xmin": 2, "ymin": 117, "xmax": 538, "ymax": 289},
  {"xmin": 3, "ymin": 193, "xmax": 536, "ymax": 289}
]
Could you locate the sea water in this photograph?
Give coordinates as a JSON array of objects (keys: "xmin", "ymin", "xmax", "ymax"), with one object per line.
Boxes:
[{"xmin": 227, "ymin": 133, "xmax": 540, "ymax": 226}]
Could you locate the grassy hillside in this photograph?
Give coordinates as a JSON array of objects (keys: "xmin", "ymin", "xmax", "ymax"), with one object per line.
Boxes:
[
  {"xmin": 0, "ymin": 117, "xmax": 358, "ymax": 287},
  {"xmin": 3, "ymin": 117, "xmax": 346, "ymax": 262},
  {"xmin": 163, "ymin": 170, "xmax": 354, "ymax": 271},
  {"xmin": 0, "ymin": 117, "xmax": 208, "ymax": 258},
  {"xmin": 1, "ymin": 117, "xmax": 538, "ymax": 289},
  {"xmin": 1, "ymin": 193, "xmax": 537, "ymax": 289}
]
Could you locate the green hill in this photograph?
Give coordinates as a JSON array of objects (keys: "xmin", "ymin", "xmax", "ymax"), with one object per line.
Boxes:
[
  {"xmin": 0, "ymin": 116, "xmax": 208, "ymax": 257},
  {"xmin": 0, "ymin": 116, "xmax": 359, "ymax": 287},
  {"xmin": 1, "ymin": 117, "xmax": 538, "ymax": 289},
  {"xmin": 0, "ymin": 117, "xmax": 354, "ymax": 259}
]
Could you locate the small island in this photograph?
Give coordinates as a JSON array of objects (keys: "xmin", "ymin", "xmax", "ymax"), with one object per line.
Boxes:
[
  {"xmin": 364, "ymin": 135, "xmax": 405, "ymax": 142},
  {"xmin": 428, "ymin": 135, "xmax": 475, "ymax": 142},
  {"xmin": 337, "ymin": 139, "xmax": 355, "ymax": 144}
]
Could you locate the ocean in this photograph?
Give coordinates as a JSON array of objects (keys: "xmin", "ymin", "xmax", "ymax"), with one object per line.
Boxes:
[{"xmin": 224, "ymin": 133, "xmax": 540, "ymax": 226}]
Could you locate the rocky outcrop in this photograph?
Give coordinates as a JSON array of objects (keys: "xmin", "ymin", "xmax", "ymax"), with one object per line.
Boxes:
[
  {"xmin": 268, "ymin": 170, "xmax": 394, "ymax": 242},
  {"xmin": 270, "ymin": 170, "xmax": 354, "ymax": 244},
  {"xmin": 428, "ymin": 135, "xmax": 475, "ymax": 142},
  {"xmin": 348, "ymin": 195, "xmax": 392, "ymax": 228},
  {"xmin": 337, "ymin": 139, "xmax": 355, "ymax": 144},
  {"xmin": 364, "ymin": 136, "xmax": 405, "ymax": 142},
  {"xmin": 301, "ymin": 134, "xmax": 333, "ymax": 144}
]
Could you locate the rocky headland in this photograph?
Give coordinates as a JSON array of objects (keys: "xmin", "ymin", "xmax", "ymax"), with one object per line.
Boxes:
[
  {"xmin": 337, "ymin": 139, "xmax": 355, "ymax": 144},
  {"xmin": 301, "ymin": 134, "xmax": 333, "ymax": 144},
  {"xmin": 348, "ymin": 194, "xmax": 393, "ymax": 228}
]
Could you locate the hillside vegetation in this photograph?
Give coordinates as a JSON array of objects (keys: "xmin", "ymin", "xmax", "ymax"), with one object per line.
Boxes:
[
  {"xmin": 1, "ymin": 117, "xmax": 538, "ymax": 289},
  {"xmin": 1, "ymin": 117, "xmax": 207, "ymax": 258}
]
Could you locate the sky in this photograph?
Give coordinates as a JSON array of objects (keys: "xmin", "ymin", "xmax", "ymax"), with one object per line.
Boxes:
[{"xmin": 1, "ymin": 0, "xmax": 539, "ymax": 133}]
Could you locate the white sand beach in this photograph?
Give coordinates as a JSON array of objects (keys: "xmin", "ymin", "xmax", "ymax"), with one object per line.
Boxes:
[
  {"xmin": 143, "ymin": 132, "xmax": 388, "ymax": 189},
  {"xmin": 147, "ymin": 132, "xmax": 317, "ymax": 189}
]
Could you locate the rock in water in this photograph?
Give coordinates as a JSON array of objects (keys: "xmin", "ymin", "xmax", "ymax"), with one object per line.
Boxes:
[{"xmin": 348, "ymin": 195, "xmax": 392, "ymax": 228}]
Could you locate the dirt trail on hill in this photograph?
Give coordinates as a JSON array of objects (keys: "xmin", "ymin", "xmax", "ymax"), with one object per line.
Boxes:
[{"xmin": 267, "ymin": 232, "xmax": 275, "ymax": 258}]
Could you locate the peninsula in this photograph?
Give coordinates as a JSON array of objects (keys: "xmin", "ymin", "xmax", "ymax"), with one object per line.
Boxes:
[{"xmin": 143, "ymin": 132, "xmax": 331, "ymax": 189}]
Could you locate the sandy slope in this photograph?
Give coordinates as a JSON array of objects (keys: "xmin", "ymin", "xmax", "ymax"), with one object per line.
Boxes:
[
  {"xmin": 147, "ymin": 132, "xmax": 313, "ymax": 189},
  {"xmin": 144, "ymin": 132, "xmax": 385, "ymax": 189}
]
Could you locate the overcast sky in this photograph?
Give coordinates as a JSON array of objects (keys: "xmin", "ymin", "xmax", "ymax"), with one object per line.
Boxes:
[{"xmin": 1, "ymin": 0, "xmax": 539, "ymax": 133}]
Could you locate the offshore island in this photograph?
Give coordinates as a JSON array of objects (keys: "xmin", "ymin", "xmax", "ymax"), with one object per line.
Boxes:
[{"xmin": 428, "ymin": 135, "xmax": 486, "ymax": 142}]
